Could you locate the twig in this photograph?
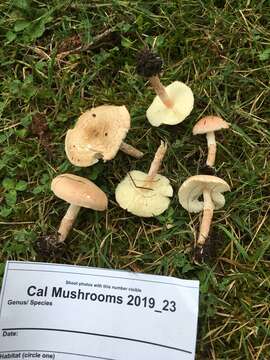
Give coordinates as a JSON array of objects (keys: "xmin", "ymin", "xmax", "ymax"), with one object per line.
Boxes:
[
  {"xmin": 57, "ymin": 28, "xmax": 115, "ymax": 61},
  {"xmin": 0, "ymin": 221, "xmax": 35, "ymax": 225},
  {"xmin": 28, "ymin": 46, "xmax": 51, "ymax": 60},
  {"xmin": 0, "ymin": 122, "xmax": 21, "ymax": 132},
  {"xmin": 128, "ymin": 173, "xmax": 153, "ymax": 191}
]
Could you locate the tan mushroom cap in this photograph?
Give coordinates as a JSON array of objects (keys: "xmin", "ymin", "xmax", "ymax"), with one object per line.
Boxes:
[
  {"xmin": 51, "ymin": 173, "xmax": 108, "ymax": 211},
  {"xmin": 65, "ymin": 105, "xmax": 130, "ymax": 167},
  {"xmin": 65, "ymin": 128, "xmax": 101, "ymax": 167},
  {"xmin": 178, "ymin": 175, "xmax": 230, "ymax": 213},
  {"xmin": 193, "ymin": 116, "xmax": 230, "ymax": 135},
  {"xmin": 146, "ymin": 81, "xmax": 194, "ymax": 127},
  {"xmin": 115, "ymin": 170, "xmax": 173, "ymax": 217}
]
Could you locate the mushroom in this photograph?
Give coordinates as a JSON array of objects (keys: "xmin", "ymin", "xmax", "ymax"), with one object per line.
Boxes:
[
  {"xmin": 193, "ymin": 115, "xmax": 230, "ymax": 167},
  {"xmin": 51, "ymin": 173, "xmax": 108, "ymax": 242},
  {"xmin": 65, "ymin": 105, "xmax": 143, "ymax": 167},
  {"xmin": 115, "ymin": 141, "xmax": 173, "ymax": 217},
  {"xmin": 178, "ymin": 175, "xmax": 230, "ymax": 259},
  {"xmin": 136, "ymin": 49, "xmax": 194, "ymax": 127}
]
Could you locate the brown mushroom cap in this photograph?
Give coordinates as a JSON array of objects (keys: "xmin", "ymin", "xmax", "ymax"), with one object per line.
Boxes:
[
  {"xmin": 192, "ymin": 116, "xmax": 230, "ymax": 135},
  {"xmin": 51, "ymin": 173, "xmax": 108, "ymax": 211},
  {"xmin": 65, "ymin": 105, "xmax": 130, "ymax": 167}
]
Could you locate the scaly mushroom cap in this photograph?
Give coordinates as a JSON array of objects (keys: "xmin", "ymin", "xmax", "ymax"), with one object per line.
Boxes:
[
  {"xmin": 65, "ymin": 105, "xmax": 130, "ymax": 167},
  {"xmin": 193, "ymin": 116, "xmax": 230, "ymax": 135},
  {"xmin": 115, "ymin": 170, "xmax": 173, "ymax": 217},
  {"xmin": 178, "ymin": 175, "xmax": 230, "ymax": 213},
  {"xmin": 136, "ymin": 49, "xmax": 163, "ymax": 78},
  {"xmin": 146, "ymin": 81, "xmax": 194, "ymax": 126},
  {"xmin": 51, "ymin": 173, "xmax": 108, "ymax": 211}
]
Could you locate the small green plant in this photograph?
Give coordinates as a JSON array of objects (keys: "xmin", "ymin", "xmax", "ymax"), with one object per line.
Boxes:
[
  {"xmin": 1, "ymin": 177, "xmax": 27, "ymax": 218},
  {"xmin": 258, "ymin": 48, "xmax": 270, "ymax": 61},
  {"xmin": 5, "ymin": 0, "xmax": 54, "ymax": 44}
]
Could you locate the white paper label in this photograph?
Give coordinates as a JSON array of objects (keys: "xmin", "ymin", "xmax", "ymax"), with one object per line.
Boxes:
[{"xmin": 0, "ymin": 261, "xmax": 199, "ymax": 360}]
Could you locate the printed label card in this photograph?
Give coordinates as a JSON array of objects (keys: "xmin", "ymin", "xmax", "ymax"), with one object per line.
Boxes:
[{"xmin": 0, "ymin": 261, "xmax": 199, "ymax": 360}]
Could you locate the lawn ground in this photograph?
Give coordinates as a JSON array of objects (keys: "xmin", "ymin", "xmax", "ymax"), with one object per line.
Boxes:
[{"xmin": 0, "ymin": 0, "xmax": 270, "ymax": 359}]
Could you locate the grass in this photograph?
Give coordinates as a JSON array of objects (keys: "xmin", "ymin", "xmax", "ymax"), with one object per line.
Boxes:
[{"xmin": 0, "ymin": 0, "xmax": 270, "ymax": 358}]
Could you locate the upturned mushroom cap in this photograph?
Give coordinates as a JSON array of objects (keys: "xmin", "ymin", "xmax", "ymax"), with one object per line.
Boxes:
[
  {"xmin": 146, "ymin": 81, "xmax": 194, "ymax": 126},
  {"xmin": 178, "ymin": 175, "xmax": 230, "ymax": 213},
  {"xmin": 193, "ymin": 116, "xmax": 230, "ymax": 135},
  {"xmin": 115, "ymin": 170, "xmax": 173, "ymax": 217},
  {"xmin": 51, "ymin": 173, "xmax": 108, "ymax": 211},
  {"xmin": 65, "ymin": 105, "xmax": 130, "ymax": 167}
]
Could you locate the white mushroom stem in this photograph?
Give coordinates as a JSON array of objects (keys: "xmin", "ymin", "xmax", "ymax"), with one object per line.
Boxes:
[
  {"xmin": 57, "ymin": 204, "xmax": 81, "ymax": 242},
  {"xmin": 149, "ymin": 75, "xmax": 173, "ymax": 108},
  {"xmin": 144, "ymin": 141, "xmax": 167, "ymax": 187},
  {"xmin": 206, "ymin": 131, "xmax": 217, "ymax": 167},
  {"xmin": 197, "ymin": 189, "xmax": 214, "ymax": 246},
  {"xmin": 120, "ymin": 142, "xmax": 144, "ymax": 159}
]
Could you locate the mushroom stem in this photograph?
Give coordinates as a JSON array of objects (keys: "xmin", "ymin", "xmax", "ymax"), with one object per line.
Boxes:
[
  {"xmin": 149, "ymin": 76, "xmax": 173, "ymax": 108},
  {"xmin": 206, "ymin": 131, "xmax": 217, "ymax": 167},
  {"xmin": 145, "ymin": 141, "xmax": 167, "ymax": 184},
  {"xmin": 197, "ymin": 189, "xmax": 214, "ymax": 246},
  {"xmin": 57, "ymin": 204, "xmax": 81, "ymax": 242},
  {"xmin": 120, "ymin": 142, "xmax": 144, "ymax": 159}
]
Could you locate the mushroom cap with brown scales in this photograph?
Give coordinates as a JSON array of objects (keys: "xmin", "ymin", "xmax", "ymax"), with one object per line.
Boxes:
[
  {"xmin": 51, "ymin": 173, "xmax": 108, "ymax": 211},
  {"xmin": 146, "ymin": 81, "xmax": 194, "ymax": 126},
  {"xmin": 136, "ymin": 49, "xmax": 163, "ymax": 78},
  {"xmin": 193, "ymin": 116, "xmax": 230, "ymax": 135},
  {"xmin": 65, "ymin": 105, "xmax": 130, "ymax": 167},
  {"xmin": 115, "ymin": 170, "xmax": 173, "ymax": 217},
  {"xmin": 178, "ymin": 175, "xmax": 230, "ymax": 213}
]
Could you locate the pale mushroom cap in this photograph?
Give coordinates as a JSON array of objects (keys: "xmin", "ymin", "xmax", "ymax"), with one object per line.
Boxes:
[
  {"xmin": 178, "ymin": 175, "xmax": 230, "ymax": 213},
  {"xmin": 65, "ymin": 128, "xmax": 100, "ymax": 167},
  {"xmin": 115, "ymin": 170, "xmax": 173, "ymax": 217},
  {"xmin": 65, "ymin": 105, "xmax": 130, "ymax": 167},
  {"xmin": 146, "ymin": 81, "xmax": 194, "ymax": 127},
  {"xmin": 193, "ymin": 116, "xmax": 230, "ymax": 135},
  {"xmin": 51, "ymin": 173, "xmax": 108, "ymax": 211},
  {"xmin": 76, "ymin": 105, "xmax": 130, "ymax": 130}
]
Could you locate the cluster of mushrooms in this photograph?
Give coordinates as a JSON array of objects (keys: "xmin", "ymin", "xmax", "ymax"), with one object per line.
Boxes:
[{"xmin": 51, "ymin": 49, "xmax": 231, "ymax": 261}]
